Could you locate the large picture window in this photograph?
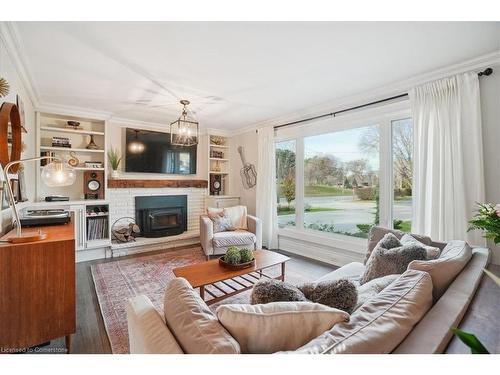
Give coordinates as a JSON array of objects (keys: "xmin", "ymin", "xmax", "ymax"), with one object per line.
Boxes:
[
  {"xmin": 392, "ymin": 118, "xmax": 413, "ymax": 232},
  {"xmin": 274, "ymin": 105, "xmax": 413, "ymax": 245},
  {"xmin": 276, "ymin": 140, "xmax": 296, "ymax": 228},
  {"xmin": 303, "ymin": 125, "xmax": 379, "ymax": 238}
]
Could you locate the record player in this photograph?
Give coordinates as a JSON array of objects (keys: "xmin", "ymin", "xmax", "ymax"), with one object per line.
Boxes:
[{"xmin": 20, "ymin": 208, "xmax": 71, "ymax": 227}]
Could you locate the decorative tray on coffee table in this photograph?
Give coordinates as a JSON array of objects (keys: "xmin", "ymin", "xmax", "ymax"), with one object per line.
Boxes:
[{"xmin": 219, "ymin": 256, "xmax": 256, "ymax": 270}]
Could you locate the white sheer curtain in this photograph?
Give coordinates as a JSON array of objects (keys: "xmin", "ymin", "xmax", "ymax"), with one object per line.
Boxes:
[
  {"xmin": 256, "ymin": 127, "xmax": 278, "ymax": 249},
  {"xmin": 410, "ymin": 72, "xmax": 485, "ymax": 245}
]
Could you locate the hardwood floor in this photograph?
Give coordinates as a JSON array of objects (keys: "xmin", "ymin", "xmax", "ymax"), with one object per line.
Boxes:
[{"xmin": 42, "ymin": 248, "xmax": 498, "ymax": 354}]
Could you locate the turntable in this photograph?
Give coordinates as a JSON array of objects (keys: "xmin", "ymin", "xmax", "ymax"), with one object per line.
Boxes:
[{"xmin": 20, "ymin": 208, "xmax": 71, "ymax": 227}]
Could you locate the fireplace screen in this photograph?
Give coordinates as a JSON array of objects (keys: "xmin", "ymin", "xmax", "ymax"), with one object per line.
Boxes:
[
  {"xmin": 150, "ymin": 210, "xmax": 181, "ymax": 230},
  {"xmin": 135, "ymin": 195, "xmax": 188, "ymax": 238}
]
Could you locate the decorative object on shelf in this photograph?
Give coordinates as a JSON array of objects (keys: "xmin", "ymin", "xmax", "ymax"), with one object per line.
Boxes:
[
  {"xmin": 213, "ymin": 160, "xmax": 221, "ymax": 172},
  {"xmin": 237, "ymin": 146, "xmax": 257, "ymax": 189},
  {"xmin": 85, "ymin": 161, "xmax": 103, "ymax": 169},
  {"xmin": 211, "ymin": 150, "xmax": 224, "ymax": 158},
  {"xmin": 170, "ymin": 99, "xmax": 198, "ymax": 147},
  {"xmin": 1, "ymin": 156, "xmax": 75, "ymax": 243},
  {"xmin": 111, "ymin": 216, "xmax": 140, "ymax": 243},
  {"xmin": 0, "ymin": 102, "xmax": 22, "ymax": 173},
  {"xmin": 66, "ymin": 120, "xmax": 81, "ymax": 129},
  {"xmin": 0, "ymin": 77, "xmax": 9, "ymax": 97},
  {"xmin": 210, "ymin": 174, "xmax": 222, "ymax": 195},
  {"xmin": 9, "ymin": 177, "xmax": 19, "ymax": 203},
  {"xmin": 86, "ymin": 134, "xmax": 99, "ymax": 150},
  {"xmin": 210, "ymin": 135, "xmax": 225, "ymax": 146},
  {"xmin": 127, "ymin": 129, "xmax": 145, "ymax": 154},
  {"xmin": 67, "ymin": 151, "xmax": 79, "ymax": 167},
  {"xmin": 219, "ymin": 246, "xmax": 255, "ymax": 270},
  {"xmin": 107, "ymin": 147, "xmax": 121, "ymax": 178},
  {"xmin": 17, "ymin": 165, "xmax": 28, "ymax": 202},
  {"xmin": 52, "ymin": 136, "xmax": 71, "ymax": 148},
  {"xmin": 84, "ymin": 170, "xmax": 104, "ymax": 199}
]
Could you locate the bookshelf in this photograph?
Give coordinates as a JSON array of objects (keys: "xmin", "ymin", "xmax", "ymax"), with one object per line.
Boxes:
[{"xmin": 207, "ymin": 134, "xmax": 230, "ymax": 196}]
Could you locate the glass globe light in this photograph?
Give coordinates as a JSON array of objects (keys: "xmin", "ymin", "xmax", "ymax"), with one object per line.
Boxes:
[{"xmin": 41, "ymin": 161, "xmax": 76, "ymax": 187}]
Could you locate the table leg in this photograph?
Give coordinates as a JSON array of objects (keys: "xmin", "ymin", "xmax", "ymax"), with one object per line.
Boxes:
[
  {"xmin": 65, "ymin": 334, "xmax": 72, "ymax": 354},
  {"xmin": 200, "ymin": 285, "xmax": 205, "ymax": 301},
  {"xmin": 281, "ymin": 262, "xmax": 286, "ymax": 281}
]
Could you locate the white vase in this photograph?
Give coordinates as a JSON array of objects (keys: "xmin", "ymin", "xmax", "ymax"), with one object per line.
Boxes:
[{"xmin": 111, "ymin": 170, "xmax": 120, "ymax": 179}]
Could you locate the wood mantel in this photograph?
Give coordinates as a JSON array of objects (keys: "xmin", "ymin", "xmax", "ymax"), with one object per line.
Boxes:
[{"xmin": 107, "ymin": 179, "xmax": 208, "ymax": 189}]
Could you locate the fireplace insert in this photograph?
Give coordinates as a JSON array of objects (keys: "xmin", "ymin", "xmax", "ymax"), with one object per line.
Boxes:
[{"xmin": 135, "ymin": 195, "xmax": 187, "ymax": 237}]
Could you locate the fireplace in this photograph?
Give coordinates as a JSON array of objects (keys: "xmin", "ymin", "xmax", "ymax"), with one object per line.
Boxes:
[{"xmin": 135, "ymin": 195, "xmax": 187, "ymax": 238}]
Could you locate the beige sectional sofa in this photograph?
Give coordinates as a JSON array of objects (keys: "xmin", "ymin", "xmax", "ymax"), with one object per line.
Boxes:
[{"xmin": 126, "ymin": 227, "xmax": 490, "ymax": 354}]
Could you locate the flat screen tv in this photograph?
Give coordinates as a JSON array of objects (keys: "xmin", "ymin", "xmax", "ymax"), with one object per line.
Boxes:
[{"xmin": 125, "ymin": 128, "xmax": 197, "ymax": 174}]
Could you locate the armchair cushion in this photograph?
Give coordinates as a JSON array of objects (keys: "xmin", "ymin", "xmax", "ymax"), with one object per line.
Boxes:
[
  {"xmin": 212, "ymin": 230, "xmax": 256, "ymax": 248},
  {"xmin": 207, "ymin": 205, "xmax": 248, "ymax": 230}
]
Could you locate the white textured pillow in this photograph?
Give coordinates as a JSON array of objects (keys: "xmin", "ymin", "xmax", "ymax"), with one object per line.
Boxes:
[
  {"xmin": 401, "ymin": 234, "xmax": 440, "ymax": 259},
  {"xmin": 207, "ymin": 205, "xmax": 248, "ymax": 230},
  {"xmin": 216, "ymin": 302, "xmax": 349, "ymax": 353}
]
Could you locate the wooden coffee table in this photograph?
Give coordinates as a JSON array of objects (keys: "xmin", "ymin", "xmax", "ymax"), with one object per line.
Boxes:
[{"xmin": 173, "ymin": 250, "xmax": 290, "ymax": 305}]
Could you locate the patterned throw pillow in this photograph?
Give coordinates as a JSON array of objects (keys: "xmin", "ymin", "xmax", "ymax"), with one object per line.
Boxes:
[
  {"xmin": 210, "ymin": 213, "xmax": 235, "ymax": 233},
  {"xmin": 360, "ymin": 233, "xmax": 427, "ymax": 285}
]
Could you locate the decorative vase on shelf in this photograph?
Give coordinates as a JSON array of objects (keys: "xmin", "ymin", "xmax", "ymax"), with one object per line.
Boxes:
[
  {"xmin": 111, "ymin": 170, "xmax": 119, "ymax": 179},
  {"xmin": 86, "ymin": 134, "xmax": 99, "ymax": 150}
]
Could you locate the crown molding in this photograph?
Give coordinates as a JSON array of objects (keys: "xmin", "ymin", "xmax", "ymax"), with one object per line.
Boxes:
[
  {"xmin": 0, "ymin": 22, "xmax": 40, "ymax": 107},
  {"xmin": 36, "ymin": 102, "xmax": 113, "ymax": 121},
  {"xmin": 229, "ymin": 50, "xmax": 500, "ymax": 137}
]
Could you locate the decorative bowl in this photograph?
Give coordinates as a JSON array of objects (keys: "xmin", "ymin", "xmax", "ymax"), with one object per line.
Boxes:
[
  {"xmin": 219, "ymin": 256, "xmax": 255, "ymax": 270},
  {"xmin": 67, "ymin": 121, "xmax": 80, "ymax": 129}
]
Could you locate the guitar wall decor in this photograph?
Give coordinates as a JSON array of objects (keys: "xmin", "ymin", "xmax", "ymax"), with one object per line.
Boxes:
[{"xmin": 237, "ymin": 146, "xmax": 257, "ymax": 189}]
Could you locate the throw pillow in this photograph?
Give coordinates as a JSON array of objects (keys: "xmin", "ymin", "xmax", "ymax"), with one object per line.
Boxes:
[
  {"xmin": 360, "ymin": 233, "xmax": 427, "ymax": 284},
  {"xmin": 400, "ymin": 233, "xmax": 441, "ymax": 259},
  {"xmin": 251, "ymin": 279, "xmax": 307, "ymax": 304},
  {"xmin": 223, "ymin": 205, "xmax": 248, "ymax": 230},
  {"xmin": 209, "ymin": 212, "xmax": 235, "ymax": 233},
  {"xmin": 216, "ymin": 301, "xmax": 350, "ymax": 353},
  {"xmin": 408, "ymin": 240, "xmax": 472, "ymax": 301},
  {"xmin": 164, "ymin": 278, "xmax": 241, "ymax": 354},
  {"xmin": 298, "ymin": 279, "xmax": 358, "ymax": 314}
]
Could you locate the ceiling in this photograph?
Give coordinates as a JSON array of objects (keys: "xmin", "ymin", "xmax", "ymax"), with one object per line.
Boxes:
[{"xmin": 14, "ymin": 22, "xmax": 500, "ymax": 131}]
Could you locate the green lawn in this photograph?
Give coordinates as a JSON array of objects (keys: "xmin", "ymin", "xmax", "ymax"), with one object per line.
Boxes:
[
  {"xmin": 277, "ymin": 207, "xmax": 339, "ymax": 216},
  {"xmin": 304, "ymin": 185, "xmax": 352, "ymax": 197}
]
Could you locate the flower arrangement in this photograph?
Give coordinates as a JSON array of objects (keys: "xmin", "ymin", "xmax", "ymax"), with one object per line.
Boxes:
[{"xmin": 468, "ymin": 203, "xmax": 500, "ymax": 244}]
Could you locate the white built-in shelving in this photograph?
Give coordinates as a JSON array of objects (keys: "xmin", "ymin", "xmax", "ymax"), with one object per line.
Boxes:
[{"xmin": 207, "ymin": 134, "xmax": 230, "ymax": 196}]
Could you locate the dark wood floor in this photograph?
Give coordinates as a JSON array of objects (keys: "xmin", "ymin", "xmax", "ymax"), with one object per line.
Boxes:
[{"xmin": 44, "ymin": 248, "xmax": 498, "ymax": 354}]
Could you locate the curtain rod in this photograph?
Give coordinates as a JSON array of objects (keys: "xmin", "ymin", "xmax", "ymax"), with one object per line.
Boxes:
[{"xmin": 273, "ymin": 67, "xmax": 493, "ymax": 130}]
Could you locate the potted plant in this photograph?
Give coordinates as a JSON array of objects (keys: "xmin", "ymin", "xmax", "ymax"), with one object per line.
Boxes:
[
  {"xmin": 468, "ymin": 202, "xmax": 500, "ymax": 243},
  {"xmin": 107, "ymin": 147, "xmax": 121, "ymax": 179}
]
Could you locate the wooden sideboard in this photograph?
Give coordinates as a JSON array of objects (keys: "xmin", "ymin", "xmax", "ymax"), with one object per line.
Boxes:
[{"xmin": 0, "ymin": 220, "xmax": 76, "ymax": 352}]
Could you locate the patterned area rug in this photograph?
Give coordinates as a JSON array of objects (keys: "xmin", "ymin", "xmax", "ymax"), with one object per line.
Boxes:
[{"xmin": 91, "ymin": 246, "xmax": 307, "ymax": 354}]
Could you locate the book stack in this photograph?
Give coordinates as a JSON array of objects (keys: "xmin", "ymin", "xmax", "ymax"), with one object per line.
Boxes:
[
  {"xmin": 51, "ymin": 136, "xmax": 71, "ymax": 148},
  {"xmin": 86, "ymin": 216, "xmax": 108, "ymax": 241}
]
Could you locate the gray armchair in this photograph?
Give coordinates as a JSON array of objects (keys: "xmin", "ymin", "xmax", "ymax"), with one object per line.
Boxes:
[{"xmin": 200, "ymin": 214, "xmax": 262, "ymax": 259}]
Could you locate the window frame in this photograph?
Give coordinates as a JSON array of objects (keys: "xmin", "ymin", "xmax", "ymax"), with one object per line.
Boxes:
[{"xmin": 275, "ymin": 100, "xmax": 411, "ymax": 253}]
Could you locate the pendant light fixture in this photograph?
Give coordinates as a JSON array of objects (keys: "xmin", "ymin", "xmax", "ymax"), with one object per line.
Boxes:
[
  {"xmin": 128, "ymin": 129, "xmax": 145, "ymax": 154},
  {"xmin": 170, "ymin": 100, "xmax": 199, "ymax": 147}
]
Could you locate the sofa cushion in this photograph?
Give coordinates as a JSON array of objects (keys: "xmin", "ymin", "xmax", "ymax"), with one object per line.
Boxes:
[
  {"xmin": 251, "ymin": 279, "xmax": 308, "ymax": 304},
  {"xmin": 408, "ymin": 240, "xmax": 472, "ymax": 301},
  {"xmin": 355, "ymin": 274, "xmax": 399, "ymax": 310},
  {"xmin": 164, "ymin": 278, "xmax": 241, "ymax": 354},
  {"xmin": 360, "ymin": 234, "xmax": 427, "ymax": 284},
  {"xmin": 216, "ymin": 302, "xmax": 349, "ymax": 354},
  {"xmin": 365, "ymin": 226, "xmax": 433, "ymax": 264},
  {"xmin": 298, "ymin": 279, "xmax": 358, "ymax": 314},
  {"xmin": 316, "ymin": 262, "xmax": 365, "ymax": 283},
  {"xmin": 290, "ymin": 270, "xmax": 433, "ymax": 354},
  {"xmin": 212, "ymin": 230, "xmax": 256, "ymax": 248}
]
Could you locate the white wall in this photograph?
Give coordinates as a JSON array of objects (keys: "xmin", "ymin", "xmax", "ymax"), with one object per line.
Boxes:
[
  {"xmin": 229, "ymin": 130, "xmax": 258, "ymax": 215},
  {"xmin": 480, "ymin": 64, "xmax": 500, "ymax": 265},
  {"xmin": 106, "ymin": 120, "xmax": 208, "ymax": 181},
  {"xmin": 0, "ymin": 36, "xmax": 36, "ymax": 233}
]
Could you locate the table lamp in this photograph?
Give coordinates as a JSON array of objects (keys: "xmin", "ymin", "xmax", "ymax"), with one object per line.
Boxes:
[{"xmin": 2, "ymin": 156, "xmax": 76, "ymax": 243}]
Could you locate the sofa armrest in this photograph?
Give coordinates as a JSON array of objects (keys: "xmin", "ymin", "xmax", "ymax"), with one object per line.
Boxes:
[
  {"xmin": 200, "ymin": 215, "xmax": 214, "ymax": 256},
  {"xmin": 126, "ymin": 295, "xmax": 184, "ymax": 354},
  {"xmin": 247, "ymin": 215, "xmax": 262, "ymax": 249}
]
